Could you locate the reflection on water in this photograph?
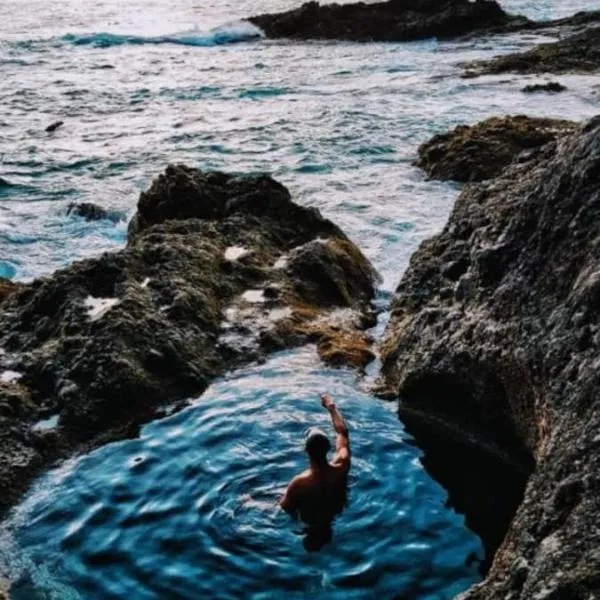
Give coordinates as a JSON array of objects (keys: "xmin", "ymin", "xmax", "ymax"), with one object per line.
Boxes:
[{"xmin": 1, "ymin": 347, "xmax": 482, "ymax": 599}]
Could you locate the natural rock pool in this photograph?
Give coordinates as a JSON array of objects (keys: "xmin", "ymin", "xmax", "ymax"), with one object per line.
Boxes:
[
  {"xmin": 1, "ymin": 0, "xmax": 599, "ymax": 598},
  {"xmin": 2, "ymin": 347, "xmax": 482, "ymax": 599}
]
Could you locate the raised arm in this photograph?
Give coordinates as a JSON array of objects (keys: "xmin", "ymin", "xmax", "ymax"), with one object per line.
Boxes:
[{"xmin": 320, "ymin": 394, "xmax": 350, "ymax": 469}]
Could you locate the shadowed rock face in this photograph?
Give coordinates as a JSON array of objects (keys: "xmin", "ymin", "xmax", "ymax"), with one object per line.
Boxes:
[
  {"xmin": 248, "ymin": 0, "xmax": 529, "ymax": 42},
  {"xmin": 464, "ymin": 25, "xmax": 600, "ymax": 76},
  {"xmin": 380, "ymin": 118, "xmax": 600, "ymax": 598},
  {"xmin": 416, "ymin": 115, "xmax": 578, "ymax": 182},
  {"xmin": 0, "ymin": 165, "xmax": 379, "ymax": 515}
]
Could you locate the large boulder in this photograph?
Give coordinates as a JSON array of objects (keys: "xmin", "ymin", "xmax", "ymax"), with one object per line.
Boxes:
[
  {"xmin": 379, "ymin": 118, "xmax": 600, "ymax": 598},
  {"xmin": 248, "ymin": 0, "xmax": 530, "ymax": 42},
  {"xmin": 0, "ymin": 165, "xmax": 379, "ymax": 515},
  {"xmin": 416, "ymin": 115, "xmax": 577, "ymax": 182}
]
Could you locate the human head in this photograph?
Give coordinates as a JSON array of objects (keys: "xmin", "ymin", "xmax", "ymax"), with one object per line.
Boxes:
[{"xmin": 305, "ymin": 427, "xmax": 331, "ymax": 466}]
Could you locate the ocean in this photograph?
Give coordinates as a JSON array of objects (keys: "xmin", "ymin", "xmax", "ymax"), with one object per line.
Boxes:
[{"xmin": 0, "ymin": 1, "xmax": 598, "ymax": 598}]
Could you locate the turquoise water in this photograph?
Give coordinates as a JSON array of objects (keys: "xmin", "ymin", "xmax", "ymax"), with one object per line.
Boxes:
[
  {"xmin": 2, "ymin": 349, "xmax": 482, "ymax": 599},
  {"xmin": 0, "ymin": 0, "xmax": 599, "ymax": 598}
]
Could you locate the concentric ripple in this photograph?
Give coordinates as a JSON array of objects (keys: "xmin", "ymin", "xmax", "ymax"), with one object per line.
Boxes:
[
  {"xmin": 1, "ymin": 0, "xmax": 599, "ymax": 598},
  {"xmin": 2, "ymin": 348, "xmax": 483, "ymax": 599}
]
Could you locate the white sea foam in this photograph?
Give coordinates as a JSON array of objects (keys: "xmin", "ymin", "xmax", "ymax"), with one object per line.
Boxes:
[
  {"xmin": 242, "ymin": 290, "xmax": 266, "ymax": 303},
  {"xmin": 273, "ymin": 256, "xmax": 288, "ymax": 269},
  {"xmin": 224, "ymin": 246, "xmax": 249, "ymax": 261},
  {"xmin": 32, "ymin": 414, "xmax": 60, "ymax": 432},
  {"xmin": 84, "ymin": 296, "xmax": 120, "ymax": 321},
  {"xmin": 268, "ymin": 307, "xmax": 292, "ymax": 321},
  {"xmin": 0, "ymin": 370, "xmax": 22, "ymax": 383}
]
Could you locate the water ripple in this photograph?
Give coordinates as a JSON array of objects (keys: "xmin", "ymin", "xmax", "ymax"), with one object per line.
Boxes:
[{"xmin": 2, "ymin": 348, "xmax": 483, "ymax": 599}]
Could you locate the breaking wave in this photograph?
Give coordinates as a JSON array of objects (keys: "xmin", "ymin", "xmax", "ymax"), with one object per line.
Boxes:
[{"xmin": 61, "ymin": 21, "xmax": 263, "ymax": 49}]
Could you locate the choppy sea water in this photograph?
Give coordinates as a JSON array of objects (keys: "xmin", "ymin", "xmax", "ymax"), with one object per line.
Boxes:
[{"xmin": 0, "ymin": 1, "xmax": 598, "ymax": 598}]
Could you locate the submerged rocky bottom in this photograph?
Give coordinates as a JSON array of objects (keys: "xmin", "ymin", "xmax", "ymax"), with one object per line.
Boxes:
[{"xmin": 0, "ymin": 347, "xmax": 483, "ymax": 600}]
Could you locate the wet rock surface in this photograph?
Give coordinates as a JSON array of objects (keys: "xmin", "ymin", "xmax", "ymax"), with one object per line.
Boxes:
[
  {"xmin": 248, "ymin": 0, "xmax": 530, "ymax": 43},
  {"xmin": 521, "ymin": 81, "xmax": 566, "ymax": 93},
  {"xmin": 0, "ymin": 165, "xmax": 379, "ymax": 515},
  {"xmin": 416, "ymin": 115, "xmax": 578, "ymax": 182},
  {"xmin": 66, "ymin": 202, "xmax": 123, "ymax": 222},
  {"xmin": 380, "ymin": 119, "xmax": 600, "ymax": 598},
  {"xmin": 465, "ymin": 25, "xmax": 600, "ymax": 76}
]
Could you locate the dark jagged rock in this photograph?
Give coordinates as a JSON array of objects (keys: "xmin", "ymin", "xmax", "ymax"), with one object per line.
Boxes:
[
  {"xmin": 465, "ymin": 26, "xmax": 600, "ymax": 76},
  {"xmin": 379, "ymin": 118, "xmax": 600, "ymax": 598},
  {"xmin": 45, "ymin": 121, "xmax": 64, "ymax": 133},
  {"xmin": 0, "ymin": 165, "xmax": 379, "ymax": 515},
  {"xmin": 521, "ymin": 81, "xmax": 567, "ymax": 93},
  {"xmin": 248, "ymin": 0, "xmax": 531, "ymax": 43},
  {"xmin": 416, "ymin": 115, "xmax": 577, "ymax": 182},
  {"xmin": 66, "ymin": 202, "xmax": 123, "ymax": 222}
]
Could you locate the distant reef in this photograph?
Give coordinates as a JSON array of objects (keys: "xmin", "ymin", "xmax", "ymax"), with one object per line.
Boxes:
[
  {"xmin": 379, "ymin": 116, "xmax": 600, "ymax": 598},
  {"xmin": 464, "ymin": 24, "xmax": 600, "ymax": 76},
  {"xmin": 248, "ymin": 0, "xmax": 600, "ymax": 44},
  {"xmin": 248, "ymin": 0, "xmax": 532, "ymax": 43},
  {"xmin": 0, "ymin": 165, "xmax": 379, "ymax": 516}
]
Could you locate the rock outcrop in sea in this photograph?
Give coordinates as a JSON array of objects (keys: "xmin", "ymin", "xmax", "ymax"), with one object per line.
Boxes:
[
  {"xmin": 416, "ymin": 115, "xmax": 577, "ymax": 182},
  {"xmin": 464, "ymin": 25, "xmax": 600, "ymax": 76},
  {"xmin": 0, "ymin": 165, "xmax": 379, "ymax": 515},
  {"xmin": 379, "ymin": 117, "xmax": 600, "ymax": 598},
  {"xmin": 248, "ymin": 0, "xmax": 531, "ymax": 42}
]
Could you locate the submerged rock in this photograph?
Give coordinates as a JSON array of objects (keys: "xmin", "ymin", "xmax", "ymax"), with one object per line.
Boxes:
[
  {"xmin": 380, "ymin": 118, "xmax": 600, "ymax": 598},
  {"xmin": 45, "ymin": 120, "xmax": 64, "ymax": 133},
  {"xmin": 465, "ymin": 26, "xmax": 600, "ymax": 76},
  {"xmin": 0, "ymin": 165, "xmax": 379, "ymax": 515},
  {"xmin": 416, "ymin": 115, "xmax": 577, "ymax": 182},
  {"xmin": 248, "ymin": 0, "xmax": 530, "ymax": 42},
  {"xmin": 521, "ymin": 81, "xmax": 567, "ymax": 93},
  {"xmin": 66, "ymin": 201, "xmax": 121, "ymax": 222}
]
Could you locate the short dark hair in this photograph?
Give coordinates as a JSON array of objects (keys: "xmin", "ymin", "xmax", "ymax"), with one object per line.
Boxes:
[{"xmin": 305, "ymin": 429, "xmax": 331, "ymax": 465}]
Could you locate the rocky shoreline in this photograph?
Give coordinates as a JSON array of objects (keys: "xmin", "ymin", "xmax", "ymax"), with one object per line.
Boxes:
[
  {"xmin": 416, "ymin": 115, "xmax": 578, "ymax": 183},
  {"xmin": 380, "ymin": 117, "xmax": 600, "ymax": 599},
  {"xmin": 1, "ymin": 1, "xmax": 600, "ymax": 598},
  {"xmin": 0, "ymin": 165, "xmax": 379, "ymax": 518}
]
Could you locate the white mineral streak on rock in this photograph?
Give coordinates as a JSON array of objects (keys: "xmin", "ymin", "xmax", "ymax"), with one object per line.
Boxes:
[
  {"xmin": 84, "ymin": 296, "xmax": 120, "ymax": 321},
  {"xmin": 224, "ymin": 246, "xmax": 249, "ymax": 261},
  {"xmin": 272, "ymin": 255, "xmax": 288, "ymax": 269},
  {"xmin": 242, "ymin": 289, "xmax": 266, "ymax": 303},
  {"xmin": 268, "ymin": 307, "xmax": 292, "ymax": 321},
  {"xmin": 0, "ymin": 370, "xmax": 22, "ymax": 383}
]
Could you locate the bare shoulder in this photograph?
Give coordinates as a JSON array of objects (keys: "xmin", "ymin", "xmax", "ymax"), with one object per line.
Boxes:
[{"xmin": 331, "ymin": 448, "xmax": 351, "ymax": 472}]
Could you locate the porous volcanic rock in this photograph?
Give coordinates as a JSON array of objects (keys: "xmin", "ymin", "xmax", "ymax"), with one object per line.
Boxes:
[
  {"xmin": 416, "ymin": 115, "xmax": 577, "ymax": 182},
  {"xmin": 521, "ymin": 81, "xmax": 567, "ymax": 93},
  {"xmin": 0, "ymin": 165, "xmax": 379, "ymax": 515},
  {"xmin": 379, "ymin": 118, "xmax": 600, "ymax": 598},
  {"xmin": 465, "ymin": 25, "xmax": 600, "ymax": 76},
  {"xmin": 248, "ymin": 0, "xmax": 531, "ymax": 42}
]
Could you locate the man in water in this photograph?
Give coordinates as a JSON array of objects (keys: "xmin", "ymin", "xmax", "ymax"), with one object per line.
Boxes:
[{"xmin": 280, "ymin": 393, "xmax": 350, "ymax": 550}]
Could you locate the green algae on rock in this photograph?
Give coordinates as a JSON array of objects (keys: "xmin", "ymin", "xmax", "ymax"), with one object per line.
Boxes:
[
  {"xmin": 416, "ymin": 115, "xmax": 578, "ymax": 182},
  {"xmin": 380, "ymin": 118, "xmax": 600, "ymax": 598}
]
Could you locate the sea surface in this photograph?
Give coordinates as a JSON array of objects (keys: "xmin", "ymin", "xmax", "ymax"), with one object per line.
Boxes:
[{"xmin": 0, "ymin": 1, "xmax": 598, "ymax": 598}]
